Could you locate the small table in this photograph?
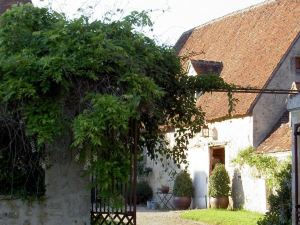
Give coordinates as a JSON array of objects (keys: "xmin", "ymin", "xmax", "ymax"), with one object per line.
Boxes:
[{"xmin": 156, "ymin": 191, "xmax": 174, "ymax": 209}]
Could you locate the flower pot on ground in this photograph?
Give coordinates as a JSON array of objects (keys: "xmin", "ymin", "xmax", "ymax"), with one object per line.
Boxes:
[
  {"xmin": 208, "ymin": 163, "xmax": 230, "ymax": 209},
  {"xmin": 160, "ymin": 185, "xmax": 170, "ymax": 194},
  {"xmin": 173, "ymin": 171, "xmax": 194, "ymax": 210}
]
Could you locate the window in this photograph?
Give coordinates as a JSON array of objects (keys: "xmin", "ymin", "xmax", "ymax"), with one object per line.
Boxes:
[
  {"xmin": 295, "ymin": 57, "xmax": 300, "ymax": 74},
  {"xmin": 190, "ymin": 60, "xmax": 223, "ymax": 99},
  {"xmin": 191, "ymin": 60, "xmax": 223, "ymax": 76}
]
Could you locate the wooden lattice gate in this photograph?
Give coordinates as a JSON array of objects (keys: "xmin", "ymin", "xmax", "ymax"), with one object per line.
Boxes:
[
  {"xmin": 91, "ymin": 121, "xmax": 138, "ymax": 225},
  {"xmin": 91, "ymin": 181, "xmax": 136, "ymax": 225}
]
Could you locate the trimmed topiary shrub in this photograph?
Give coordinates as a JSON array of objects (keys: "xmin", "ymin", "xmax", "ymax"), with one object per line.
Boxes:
[
  {"xmin": 173, "ymin": 171, "xmax": 194, "ymax": 197},
  {"xmin": 136, "ymin": 181, "xmax": 153, "ymax": 204},
  {"xmin": 209, "ymin": 164, "xmax": 230, "ymax": 197}
]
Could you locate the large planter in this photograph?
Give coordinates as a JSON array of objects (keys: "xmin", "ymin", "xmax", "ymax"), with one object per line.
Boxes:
[
  {"xmin": 173, "ymin": 196, "xmax": 191, "ymax": 210},
  {"xmin": 209, "ymin": 196, "xmax": 229, "ymax": 209}
]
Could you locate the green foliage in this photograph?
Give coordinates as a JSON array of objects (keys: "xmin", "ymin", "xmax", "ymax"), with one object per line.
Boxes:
[
  {"xmin": 0, "ymin": 124, "xmax": 45, "ymax": 198},
  {"xmin": 173, "ymin": 171, "xmax": 193, "ymax": 197},
  {"xmin": 258, "ymin": 163, "xmax": 292, "ymax": 225},
  {"xmin": 0, "ymin": 4, "xmax": 235, "ymax": 197},
  {"xmin": 136, "ymin": 181, "xmax": 153, "ymax": 204},
  {"xmin": 233, "ymin": 147, "xmax": 292, "ymax": 225},
  {"xmin": 232, "ymin": 147, "xmax": 290, "ymax": 188},
  {"xmin": 209, "ymin": 164, "xmax": 230, "ymax": 197}
]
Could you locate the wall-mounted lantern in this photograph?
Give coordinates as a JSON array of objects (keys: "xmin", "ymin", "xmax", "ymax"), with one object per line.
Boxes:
[{"xmin": 202, "ymin": 125, "xmax": 209, "ymax": 138}]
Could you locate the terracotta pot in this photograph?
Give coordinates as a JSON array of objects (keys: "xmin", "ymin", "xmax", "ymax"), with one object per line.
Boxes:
[
  {"xmin": 160, "ymin": 185, "xmax": 169, "ymax": 194},
  {"xmin": 173, "ymin": 196, "xmax": 191, "ymax": 210},
  {"xmin": 209, "ymin": 196, "xmax": 229, "ymax": 209}
]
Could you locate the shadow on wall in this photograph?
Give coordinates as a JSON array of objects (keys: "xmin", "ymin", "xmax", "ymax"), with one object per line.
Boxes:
[
  {"xmin": 231, "ymin": 169, "xmax": 245, "ymax": 209},
  {"xmin": 193, "ymin": 171, "xmax": 208, "ymax": 209}
]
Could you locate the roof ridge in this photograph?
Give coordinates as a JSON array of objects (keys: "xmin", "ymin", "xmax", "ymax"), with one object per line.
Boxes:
[
  {"xmin": 174, "ymin": 0, "xmax": 277, "ymax": 58},
  {"xmin": 192, "ymin": 0, "xmax": 277, "ymax": 32}
]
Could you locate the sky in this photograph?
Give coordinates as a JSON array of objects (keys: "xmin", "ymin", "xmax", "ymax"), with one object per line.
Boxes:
[{"xmin": 32, "ymin": 0, "xmax": 266, "ymax": 45}]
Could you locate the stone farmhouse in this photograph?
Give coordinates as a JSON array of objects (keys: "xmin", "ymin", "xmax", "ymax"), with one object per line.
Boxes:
[
  {"xmin": 0, "ymin": 0, "xmax": 300, "ymax": 224},
  {"xmin": 147, "ymin": 0, "xmax": 300, "ymax": 213}
]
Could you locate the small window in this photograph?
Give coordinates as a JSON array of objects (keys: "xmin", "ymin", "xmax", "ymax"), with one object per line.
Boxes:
[{"xmin": 295, "ymin": 57, "xmax": 300, "ymax": 73}]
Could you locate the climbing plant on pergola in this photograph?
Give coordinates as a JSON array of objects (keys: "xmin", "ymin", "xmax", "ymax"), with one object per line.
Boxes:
[{"xmin": 0, "ymin": 4, "xmax": 235, "ymax": 197}]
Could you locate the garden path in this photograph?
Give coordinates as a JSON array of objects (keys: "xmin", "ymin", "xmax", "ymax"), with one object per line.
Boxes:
[{"xmin": 137, "ymin": 207, "xmax": 208, "ymax": 225}]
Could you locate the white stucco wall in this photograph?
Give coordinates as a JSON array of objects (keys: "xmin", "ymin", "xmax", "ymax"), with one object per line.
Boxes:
[
  {"xmin": 187, "ymin": 142, "xmax": 210, "ymax": 209},
  {"xmin": 253, "ymin": 35, "xmax": 300, "ymax": 147},
  {"xmin": 148, "ymin": 116, "xmax": 270, "ymax": 211},
  {"xmin": 144, "ymin": 132, "xmax": 181, "ymax": 208},
  {"xmin": 203, "ymin": 116, "xmax": 267, "ymax": 212}
]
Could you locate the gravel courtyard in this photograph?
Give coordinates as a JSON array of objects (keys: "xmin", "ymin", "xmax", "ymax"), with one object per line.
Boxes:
[{"xmin": 137, "ymin": 208, "xmax": 207, "ymax": 225}]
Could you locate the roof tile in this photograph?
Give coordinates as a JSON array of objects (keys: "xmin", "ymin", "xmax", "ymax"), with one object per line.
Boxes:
[
  {"xmin": 257, "ymin": 112, "xmax": 291, "ymax": 153},
  {"xmin": 177, "ymin": 0, "xmax": 300, "ymax": 120}
]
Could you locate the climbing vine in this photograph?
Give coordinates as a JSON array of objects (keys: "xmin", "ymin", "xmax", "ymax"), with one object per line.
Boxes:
[
  {"xmin": 232, "ymin": 147, "xmax": 291, "ymax": 189},
  {"xmin": 0, "ymin": 4, "xmax": 235, "ymax": 197}
]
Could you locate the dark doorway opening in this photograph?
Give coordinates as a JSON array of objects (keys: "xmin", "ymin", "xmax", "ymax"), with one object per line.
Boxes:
[{"xmin": 209, "ymin": 146, "xmax": 225, "ymax": 174}]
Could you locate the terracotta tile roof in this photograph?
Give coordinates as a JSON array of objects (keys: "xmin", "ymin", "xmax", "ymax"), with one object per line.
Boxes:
[
  {"xmin": 176, "ymin": 0, "xmax": 300, "ymax": 121},
  {"xmin": 174, "ymin": 29, "xmax": 193, "ymax": 54},
  {"xmin": 257, "ymin": 112, "xmax": 291, "ymax": 153},
  {"xmin": 0, "ymin": 0, "xmax": 30, "ymax": 14}
]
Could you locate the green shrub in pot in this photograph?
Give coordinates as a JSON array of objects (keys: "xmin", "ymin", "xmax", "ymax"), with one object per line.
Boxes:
[
  {"xmin": 173, "ymin": 171, "xmax": 193, "ymax": 210},
  {"xmin": 173, "ymin": 171, "xmax": 194, "ymax": 197},
  {"xmin": 208, "ymin": 163, "xmax": 230, "ymax": 208}
]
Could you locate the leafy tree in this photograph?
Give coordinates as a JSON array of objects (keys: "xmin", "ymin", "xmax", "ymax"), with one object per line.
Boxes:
[{"xmin": 0, "ymin": 4, "xmax": 234, "ymax": 197}]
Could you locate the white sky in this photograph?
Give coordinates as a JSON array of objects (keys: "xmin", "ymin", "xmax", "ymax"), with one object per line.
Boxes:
[{"xmin": 32, "ymin": 0, "xmax": 266, "ymax": 45}]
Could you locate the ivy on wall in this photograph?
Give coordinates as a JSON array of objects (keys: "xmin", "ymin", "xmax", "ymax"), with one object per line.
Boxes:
[{"xmin": 232, "ymin": 147, "xmax": 291, "ymax": 189}]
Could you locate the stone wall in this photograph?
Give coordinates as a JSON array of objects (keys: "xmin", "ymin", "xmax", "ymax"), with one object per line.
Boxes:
[{"xmin": 0, "ymin": 136, "xmax": 90, "ymax": 225}]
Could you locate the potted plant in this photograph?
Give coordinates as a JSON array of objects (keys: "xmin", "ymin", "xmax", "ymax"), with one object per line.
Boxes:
[
  {"xmin": 159, "ymin": 185, "xmax": 170, "ymax": 194},
  {"xmin": 173, "ymin": 171, "xmax": 194, "ymax": 210},
  {"xmin": 208, "ymin": 163, "xmax": 230, "ymax": 209}
]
